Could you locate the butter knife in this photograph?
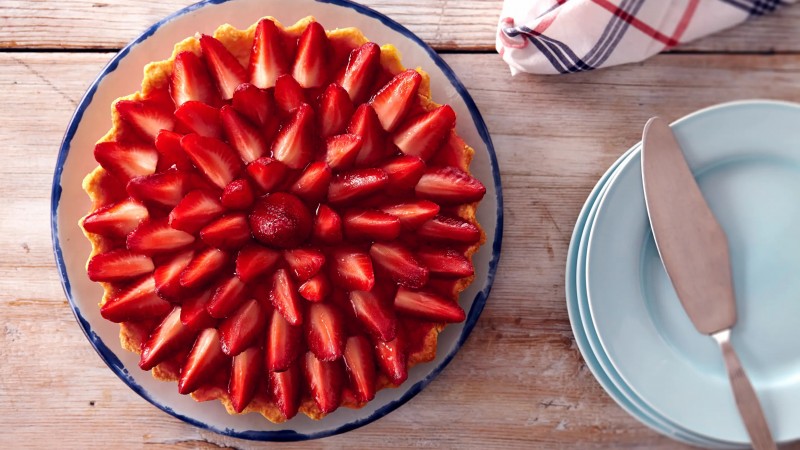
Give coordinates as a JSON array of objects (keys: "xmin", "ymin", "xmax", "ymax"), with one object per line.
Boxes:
[{"xmin": 641, "ymin": 117, "xmax": 776, "ymax": 450}]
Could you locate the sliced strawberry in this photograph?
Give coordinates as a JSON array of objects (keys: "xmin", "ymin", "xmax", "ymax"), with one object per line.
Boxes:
[
  {"xmin": 180, "ymin": 247, "xmax": 231, "ymax": 289},
  {"xmin": 369, "ymin": 242, "xmax": 429, "ymax": 288},
  {"xmin": 271, "ymin": 103, "xmax": 315, "ymax": 170},
  {"xmin": 381, "ymin": 200, "xmax": 440, "ymax": 229},
  {"xmin": 174, "ymin": 101, "xmax": 222, "ymax": 139},
  {"xmin": 382, "ymin": 155, "xmax": 425, "ymax": 191},
  {"xmin": 349, "ymin": 290, "xmax": 397, "ymax": 342},
  {"xmin": 343, "ymin": 335, "xmax": 377, "ymax": 402},
  {"xmin": 283, "ymin": 248, "xmax": 326, "ymax": 281},
  {"xmin": 337, "ymin": 42, "xmax": 380, "ymax": 105},
  {"xmin": 266, "ymin": 308, "xmax": 303, "ymax": 372},
  {"xmin": 303, "ymin": 351, "xmax": 342, "ymax": 414},
  {"xmin": 178, "ymin": 328, "xmax": 227, "ymax": 394},
  {"xmin": 88, "ymin": 250, "xmax": 154, "ymax": 282},
  {"xmin": 199, "ymin": 34, "xmax": 247, "ymax": 100},
  {"xmin": 393, "ymin": 105, "xmax": 456, "ymax": 161},
  {"xmin": 168, "ymin": 189, "xmax": 225, "ymax": 234},
  {"xmin": 324, "ymin": 134, "xmax": 361, "ymax": 170},
  {"xmin": 331, "ymin": 248, "xmax": 374, "ymax": 291},
  {"xmin": 246, "ymin": 157, "xmax": 288, "ymax": 193},
  {"xmin": 327, "ymin": 168, "xmax": 388, "ymax": 205},
  {"xmin": 290, "ymin": 162, "xmax": 331, "ymax": 203},
  {"xmin": 248, "ymin": 18, "xmax": 290, "ymax": 89},
  {"xmin": 394, "ymin": 287, "xmax": 465, "ymax": 322},
  {"xmin": 249, "ymin": 193, "xmax": 312, "ymax": 249},
  {"xmin": 306, "ymin": 303, "xmax": 345, "ymax": 361},
  {"xmin": 232, "ymin": 83, "xmax": 278, "ymax": 131},
  {"xmin": 318, "ymin": 83, "xmax": 354, "ymax": 137},
  {"xmin": 271, "ymin": 362, "xmax": 301, "ymax": 420},
  {"xmin": 100, "ymin": 275, "xmax": 171, "ymax": 323},
  {"xmin": 94, "ymin": 141, "xmax": 158, "ymax": 182},
  {"xmin": 235, "ymin": 243, "xmax": 281, "ymax": 283},
  {"xmin": 269, "ymin": 268, "xmax": 304, "ymax": 326},
  {"xmin": 127, "ymin": 170, "xmax": 188, "ymax": 208},
  {"xmin": 154, "ymin": 250, "xmax": 193, "ymax": 300},
  {"xmin": 220, "ymin": 105, "xmax": 267, "ymax": 163},
  {"xmin": 416, "ymin": 247, "xmax": 474, "ymax": 278},
  {"xmin": 179, "ymin": 291, "xmax": 217, "ymax": 331},
  {"xmin": 374, "ymin": 333, "xmax": 408, "ymax": 385},
  {"xmin": 207, "ymin": 275, "xmax": 249, "ymax": 318},
  {"xmin": 127, "ymin": 219, "xmax": 195, "ymax": 255},
  {"xmin": 115, "ymin": 99, "xmax": 175, "ymax": 142},
  {"xmin": 181, "ymin": 134, "xmax": 244, "ymax": 189},
  {"xmin": 347, "ymin": 104, "xmax": 385, "ymax": 167},
  {"xmin": 83, "ymin": 198, "xmax": 149, "ymax": 238},
  {"xmin": 299, "ymin": 273, "xmax": 330, "ymax": 302},
  {"xmin": 343, "ymin": 210, "xmax": 401, "ymax": 241},
  {"xmin": 292, "ymin": 21, "xmax": 330, "ymax": 88},
  {"xmin": 369, "ymin": 69, "xmax": 422, "ymax": 132},
  {"xmin": 200, "ymin": 213, "xmax": 251, "ymax": 249},
  {"xmin": 416, "ymin": 166, "xmax": 486, "ymax": 205},
  {"xmin": 418, "ymin": 215, "xmax": 481, "ymax": 245},
  {"xmin": 221, "ymin": 178, "xmax": 255, "ymax": 210},
  {"xmin": 219, "ymin": 299, "xmax": 267, "ymax": 356},
  {"xmin": 171, "ymin": 51, "xmax": 219, "ymax": 107},
  {"xmin": 155, "ymin": 130, "xmax": 193, "ymax": 171},
  {"xmin": 274, "ymin": 74, "xmax": 307, "ymax": 115},
  {"xmin": 229, "ymin": 346, "xmax": 262, "ymax": 412},
  {"xmin": 312, "ymin": 204, "xmax": 343, "ymax": 244},
  {"xmin": 139, "ymin": 306, "xmax": 197, "ymax": 370}
]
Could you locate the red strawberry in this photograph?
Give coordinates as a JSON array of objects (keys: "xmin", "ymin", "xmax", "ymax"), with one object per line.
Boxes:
[
  {"xmin": 94, "ymin": 141, "xmax": 158, "ymax": 182},
  {"xmin": 88, "ymin": 250, "xmax": 154, "ymax": 282},
  {"xmin": 374, "ymin": 334, "xmax": 407, "ymax": 385},
  {"xmin": 100, "ymin": 275, "xmax": 171, "ymax": 323},
  {"xmin": 200, "ymin": 213, "xmax": 251, "ymax": 249},
  {"xmin": 266, "ymin": 308, "xmax": 303, "ymax": 372},
  {"xmin": 181, "ymin": 134, "xmax": 244, "ymax": 189},
  {"xmin": 343, "ymin": 210, "xmax": 401, "ymax": 241},
  {"xmin": 207, "ymin": 275, "xmax": 249, "ymax": 318},
  {"xmin": 269, "ymin": 268, "xmax": 304, "ymax": 326},
  {"xmin": 382, "ymin": 155, "xmax": 425, "ymax": 191},
  {"xmin": 246, "ymin": 157, "xmax": 288, "ymax": 193},
  {"xmin": 274, "ymin": 74, "xmax": 307, "ymax": 114},
  {"xmin": 306, "ymin": 303, "xmax": 345, "ymax": 361},
  {"xmin": 171, "ymin": 51, "xmax": 219, "ymax": 107},
  {"xmin": 232, "ymin": 83, "xmax": 279, "ymax": 135},
  {"xmin": 154, "ymin": 250, "xmax": 193, "ymax": 300},
  {"xmin": 248, "ymin": 18, "xmax": 290, "ymax": 89},
  {"xmin": 155, "ymin": 130, "xmax": 193, "ymax": 172},
  {"xmin": 347, "ymin": 104, "xmax": 385, "ymax": 167},
  {"xmin": 249, "ymin": 193, "xmax": 312, "ymax": 249},
  {"xmin": 179, "ymin": 291, "xmax": 217, "ymax": 331},
  {"xmin": 292, "ymin": 22, "xmax": 330, "ymax": 88},
  {"xmin": 229, "ymin": 346, "xmax": 262, "ymax": 412},
  {"xmin": 416, "ymin": 247, "xmax": 474, "ymax": 278},
  {"xmin": 127, "ymin": 170, "xmax": 188, "ymax": 208},
  {"xmin": 349, "ymin": 290, "xmax": 397, "ymax": 342},
  {"xmin": 219, "ymin": 299, "xmax": 267, "ymax": 356},
  {"xmin": 235, "ymin": 243, "xmax": 281, "ymax": 283},
  {"xmin": 174, "ymin": 101, "xmax": 223, "ymax": 139},
  {"xmin": 271, "ymin": 103, "xmax": 316, "ymax": 170},
  {"xmin": 394, "ymin": 287, "xmax": 466, "ymax": 322},
  {"xmin": 290, "ymin": 162, "xmax": 331, "ymax": 203},
  {"xmin": 303, "ymin": 351, "xmax": 342, "ymax": 414},
  {"xmin": 178, "ymin": 328, "xmax": 227, "ymax": 394},
  {"xmin": 337, "ymin": 42, "xmax": 380, "ymax": 105},
  {"xmin": 380, "ymin": 200, "xmax": 440, "ymax": 229},
  {"xmin": 299, "ymin": 273, "xmax": 330, "ymax": 302},
  {"xmin": 284, "ymin": 248, "xmax": 326, "ymax": 281},
  {"xmin": 180, "ymin": 248, "xmax": 231, "ymax": 289},
  {"xmin": 221, "ymin": 178, "xmax": 255, "ymax": 210},
  {"xmin": 343, "ymin": 335, "xmax": 377, "ymax": 402},
  {"xmin": 271, "ymin": 362, "xmax": 301, "ymax": 419},
  {"xmin": 318, "ymin": 83, "xmax": 354, "ymax": 137},
  {"xmin": 327, "ymin": 168, "xmax": 388, "ymax": 205},
  {"xmin": 313, "ymin": 204, "xmax": 343, "ymax": 244},
  {"xmin": 369, "ymin": 242, "xmax": 429, "ymax": 288},
  {"xmin": 199, "ymin": 34, "xmax": 247, "ymax": 100},
  {"xmin": 392, "ymin": 105, "xmax": 456, "ymax": 161},
  {"xmin": 324, "ymin": 134, "xmax": 361, "ymax": 170},
  {"xmin": 168, "ymin": 189, "xmax": 225, "ymax": 234},
  {"xmin": 416, "ymin": 166, "xmax": 486, "ymax": 205},
  {"xmin": 115, "ymin": 99, "xmax": 175, "ymax": 142},
  {"xmin": 418, "ymin": 215, "xmax": 481, "ymax": 245},
  {"xmin": 139, "ymin": 306, "xmax": 197, "ymax": 370},
  {"xmin": 220, "ymin": 105, "xmax": 267, "ymax": 163},
  {"xmin": 331, "ymin": 248, "xmax": 374, "ymax": 291},
  {"xmin": 369, "ymin": 69, "xmax": 422, "ymax": 132},
  {"xmin": 82, "ymin": 198, "xmax": 149, "ymax": 238},
  {"xmin": 127, "ymin": 219, "xmax": 195, "ymax": 255}
]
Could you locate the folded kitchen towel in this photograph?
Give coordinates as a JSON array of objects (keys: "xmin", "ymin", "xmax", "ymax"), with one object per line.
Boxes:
[{"xmin": 496, "ymin": 0, "xmax": 796, "ymax": 75}]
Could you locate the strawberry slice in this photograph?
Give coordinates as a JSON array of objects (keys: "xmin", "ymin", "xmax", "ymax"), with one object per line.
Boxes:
[
  {"xmin": 347, "ymin": 104, "xmax": 385, "ymax": 167},
  {"xmin": 269, "ymin": 268, "xmax": 304, "ymax": 326},
  {"xmin": 168, "ymin": 189, "xmax": 225, "ymax": 234},
  {"xmin": 174, "ymin": 101, "xmax": 223, "ymax": 139},
  {"xmin": 369, "ymin": 69, "xmax": 422, "ymax": 132},
  {"xmin": 380, "ymin": 200, "xmax": 440, "ymax": 229},
  {"xmin": 369, "ymin": 242, "xmax": 429, "ymax": 288},
  {"xmin": 271, "ymin": 103, "xmax": 315, "ymax": 170},
  {"xmin": 221, "ymin": 178, "xmax": 255, "ymax": 210},
  {"xmin": 312, "ymin": 204, "xmax": 343, "ymax": 244},
  {"xmin": 266, "ymin": 308, "xmax": 303, "ymax": 372},
  {"xmin": 127, "ymin": 170, "xmax": 189, "ymax": 208},
  {"xmin": 327, "ymin": 168, "xmax": 388, "ymax": 205},
  {"xmin": 181, "ymin": 134, "xmax": 244, "ymax": 189},
  {"xmin": 306, "ymin": 303, "xmax": 345, "ymax": 361},
  {"xmin": 154, "ymin": 250, "xmax": 193, "ymax": 300},
  {"xmin": 331, "ymin": 247, "xmax": 374, "ymax": 291},
  {"xmin": 274, "ymin": 74, "xmax": 307, "ymax": 114},
  {"xmin": 416, "ymin": 247, "xmax": 474, "ymax": 278},
  {"xmin": 374, "ymin": 333, "xmax": 408, "ymax": 385},
  {"xmin": 88, "ymin": 250, "xmax": 154, "ymax": 282},
  {"xmin": 199, "ymin": 34, "xmax": 247, "ymax": 100},
  {"xmin": 232, "ymin": 83, "xmax": 278, "ymax": 132},
  {"xmin": 127, "ymin": 219, "xmax": 195, "ymax": 255},
  {"xmin": 94, "ymin": 141, "xmax": 158, "ymax": 182},
  {"xmin": 249, "ymin": 193, "xmax": 313, "ymax": 249},
  {"xmin": 235, "ymin": 243, "xmax": 281, "ymax": 283},
  {"xmin": 324, "ymin": 134, "xmax": 362, "ymax": 170},
  {"xmin": 100, "ymin": 275, "xmax": 171, "ymax": 323},
  {"xmin": 349, "ymin": 290, "xmax": 397, "ymax": 342},
  {"xmin": 303, "ymin": 351, "xmax": 342, "ymax": 414},
  {"xmin": 219, "ymin": 299, "xmax": 267, "ymax": 356},
  {"xmin": 416, "ymin": 166, "xmax": 486, "ymax": 205},
  {"xmin": 82, "ymin": 198, "xmax": 149, "ymax": 238},
  {"xmin": 318, "ymin": 83, "xmax": 354, "ymax": 137},
  {"xmin": 139, "ymin": 306, "xmax": 197, "ymax": 370},
  {"xmin": 248, "ymin": 18, "xmax": 290, "ymax": 89},
  {"xmin": 284, "ymin": 248, "xmax": 326, "ymax": 281},
  {"xmin": 393, "ymin": 105, "xmax": 456, "ymax": 161},
  {"xmin": 245, "ymin": 157, "xmax": 288, "ymax": 193},
  {"xmin": 290, "ymin": 162, "xmax": 331, "ymax": 203},
  {"xmin": 418, "ymin": 215, "xmax": 482, "ymax": 245},
  {"xmin": 179, "ymin": 291, "xmax": 217, "ymax": 331},
  {"xmin": 292, "ymin": 21, "xmax": 330, "ymax": 88},
  {"xmin": 207, "ymin": 275, "xmax": 249, "ymax": 318},
  {"xmin": 337, "ymin": 42, "xmax": 380, "ymax": 105},
  {"xmin": 382, "ymin": 155, "xmax": 425, "ymax": 191},
  {"xmin": 343, "ymin": 335, "xmax": 377, "ymax": 402},
  {"xmin": 178, "ymin": 328, "xmax": 227, "ymax": 394},
  {"xmin": 220, "ymin": 105, "xmax": 267, "ymax": 163},
  {"xmin": 229, "ymin": 346, "xmax": 262, "ymax": 412},
  {"xmin": 115, "ymin": 99, "xmax": 175, "ymax": 142},
  {"xmin": 200, "ymin": 213, "xmax": 251, "ymax": 249},
  {"xmin": 298, "ymin": 273, "xmax": 330, "ymax": 302},
  {"xmin": 171, "ymin": 51, "xmax": 219, "ymax": 107},
  {"xmin": 271, "ymin": 362, "xmax": 301, "ymax": 420},
  {"xmin": 343, "ymin": 210, "xmax": 401, "ymax": 241},
  {"xmin": 394, "ymin": 287, "xmax": 466, "ymax": 322},
  {"xmin": 180, "ymin": 248, "xmax": 231, "ymax": 289},
  {"xmin": 155, "ymin": 130, "xmax": 193, "ymax": 172}
]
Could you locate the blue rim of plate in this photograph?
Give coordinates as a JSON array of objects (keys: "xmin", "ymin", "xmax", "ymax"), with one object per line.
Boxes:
[{"xmin": 50, "ymin": 0, "xmax": 503, "ymax": 441}]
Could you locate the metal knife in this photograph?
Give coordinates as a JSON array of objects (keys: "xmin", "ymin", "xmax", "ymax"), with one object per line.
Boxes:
[{"xmin": 641, "ymin": 117, "xmax": 776, "ymax": 450}]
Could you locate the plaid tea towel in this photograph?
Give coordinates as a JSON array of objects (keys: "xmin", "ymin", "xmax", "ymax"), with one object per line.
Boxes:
[{"xmin": 497, "ymin": 0, "xmax": 796, "ymax": 75}]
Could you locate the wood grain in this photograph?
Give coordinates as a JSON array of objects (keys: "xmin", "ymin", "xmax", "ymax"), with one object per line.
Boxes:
[{"xmin": 2, "ymin": 48, "xmax": 799, "ymax": 448}]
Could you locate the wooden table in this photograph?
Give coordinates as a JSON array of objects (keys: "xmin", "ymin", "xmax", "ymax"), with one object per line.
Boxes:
[{"xmin": 3, "ymin": 1, "xmax": 799, "ymax": 448}]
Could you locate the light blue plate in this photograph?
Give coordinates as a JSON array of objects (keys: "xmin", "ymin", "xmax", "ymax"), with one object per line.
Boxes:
[{"xmin": 585, "ymin": 100, "xmax": 800, "ymax": 443}]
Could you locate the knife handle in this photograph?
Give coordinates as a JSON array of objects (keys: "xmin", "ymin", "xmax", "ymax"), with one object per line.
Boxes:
[{"xmin": 713, "ymin": 330, "xmax": 777, "ymax": 450}]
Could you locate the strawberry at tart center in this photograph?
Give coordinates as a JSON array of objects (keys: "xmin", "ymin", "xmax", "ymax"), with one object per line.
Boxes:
[{"xmin": 249, "ymin": 192, "xmax": 313, "ymax": 248}]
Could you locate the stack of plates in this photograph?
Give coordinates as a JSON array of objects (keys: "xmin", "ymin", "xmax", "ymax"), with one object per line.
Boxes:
[{"xmin": 566, "ymin": 100, "xmax": 800, "ymax": 448}]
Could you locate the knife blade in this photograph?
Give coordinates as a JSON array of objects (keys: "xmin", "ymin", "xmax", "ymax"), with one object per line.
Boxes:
[{"xmin": 641, "ymin": 117, "xmax": 776, "ymax": 450}]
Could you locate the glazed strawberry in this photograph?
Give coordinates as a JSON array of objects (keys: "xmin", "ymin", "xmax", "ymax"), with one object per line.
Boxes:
[
  {"xmin": 270, "ymin": 268, "xmax": 304, "ymax": 326},
  {"xmin": 306, "ymin": 302, "xmax": 345, "ymax": 361},
  {"xmin": 115, "ymin": 99, "xmax": 175, "ymax": 141},
  {"xmin": 370, "ymin": 69, "xmax": 422, "ymax": 132},
  {"xmin": 374, "ymin": 334, "xmax": 408, "ymax": 385},
  {"xmin": 232, "ymin": 83, "xmax": 278, "ymax": 131},
  {"xmin": 235, "ymin": 243, "xmax": 281, "ymax": 283},
  {"xmin": 382, "ymin": 155, "xmax": 425, "ymax": 191},
  {"xmin": 380, "ymin": 200, "xmax": 440, "ymax": 229},
  {"xmin": 169, "ymin": 190, "xmax": 225, "ymax": 233},
  {"xmin": 298, "ymin": 273, "xmax": 330, "ymax": 302},
  {"xmin": 274, "ymin": 74, "xmax": 307, "ymax": 114},
  {"xmin": 127, "ymin": 219, "xmax": 195, "ymax": 255},
  {"xmin": 271, "ymin": 362, "xmax": 301, "ymax": 420},
  {"xmin": 272, "ymin": 103, "xmax": 316, "ymax": 169},
  {"xmin": 219, "ymin": 105, "xmax": 267, "ymax": 163},
  {"xmin": 207, "ymin": 275, "xmax": 249, "ymax": 318},
  {"xmin": 246, "ymin": 157, "xmax": 288, "ymax": 193},
  {"xmin": 180, "ymin": 248, "xmax": 230, "ymax": 289},
  {"xmin": 393, "ymin": 105, "xmax": 456, "ymax": 161},
  {"xmin": 127, "ymin": 170, "xmax": 189, "ymax": 208},
  {"xmin": 88, "ymin": 250, "xmax": 154, "ymax": 282},
  {"xmin": 349, "ymin": 290, "xmax": 397, "ymax": 342},
  {"xmin": 304, "ymin": 351, "xmax": 342, "ymax": 414},
  {"xmin": 178, "ymin": 328, "xmax": 227, "ymax": 395},
  {"xmin": 249, "ymin": 193, "xmax": 312, "ymax": 248},
  {"xmin": 418, "ymin": 215, "xmax": 482, "ymax": 244},
  {"xmin": 267, "ymin": 308, "xmax": 303, "ymax": 372},
  {"xmin": 369, "ymin": 242, "xmax": 429, "ymax": 289},
  {"xmin": 343, "ymin": 210, "xmax": 401, "ymax": 241},
  {"xmin": 394, "ymin": 287, "xmax": 466, "ymax": 322},
  {"xmin": 416, "ymin": 166, "xmax": 486, "ymax": 204},
  {"xmin": 179, "ymin": 291, "xmax": 217, "ymax": 331},
  {"xmin": 139, "ymin": 306, "xmax": 197, "ymax": 370},
  {"xmin": 230, "ymin": 346, "xmax": 262, "ymax": 412},
  {"xmin": 290, "ymin": 162, "xmax": 331, "ymax": 203},
  {"xmin": 175, "ymin": 101, "xmax": 223, "ymax": 139},
  {"xmin": 155, "ymin": 130, "xmax": 194, "ymax": 172},
  {"xmin": 171, "ymin": 51, "xmax": 219, "ymax": 107},
  {"xmin": 249, "ymin": 18, "xmax": 290, "ymax": 89},
  {"xmin": 343, "ymin": 335, "xmax": 377, "ymax": 402},
  {"xmin": 328, "ymin": 168, "xmax": 388, "ymax": 205},
  {"xmin": 199, "ymin": 34, "xmax": 247, "ymax": 100},
  {"xmin": 154, "ymin": 250, "xmax": 193, "ymax": 300},
  {"xmin": 100, "ymin": 275, "xmax": 171, "ymax": 323},
  {"xmin": 292, "ymin": 21, "xmax": 329, "ymax": 88},
  {"xmin": 324, "ymin": 134, "xmax": 362, "ymax": 170},
  {"xmin": 416, "ymin": 247, "xmax": 474, "ymax": 278},
  {"xmin": 200, "ymin": 213, "xmax": 251, "ymax": 249},
  {"xmin": 220, "ymin": 299, "xmax": 266, "ymax": 356},
  {"xmin": 284, "ymin": 248, "xmax": 325, "ymax": 281},
  {"xmin": 312, "ymin": 204, "xmax": 343, "ymax": 244},
  {"xmin": 347, "ymin": 104, "xmax": 385, "ymax": 167},
  {"xmin": 181, "ymin": 134, "xmax": 244, "ymax": 189},
  {"xmin": 82, "ymin": 198, "xmax": 149, "ymax": 237},
  {"xmin": 221, "ymin": 178, "xmax": 255, "ymax": 210},
  {"xmin": 318, "ymin": 83, "xmax": 354, "ymax": 137},
  {"xmin": 331, "ymin": 248, "xmax": 374, "ymax": 291},
  {"xmin": 337, "ymin": 42, "xmax": 380, "ymax": 105},
  {"xmin": 94, "ymin": 141, "xmax": 158, "ymax": 182}
]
